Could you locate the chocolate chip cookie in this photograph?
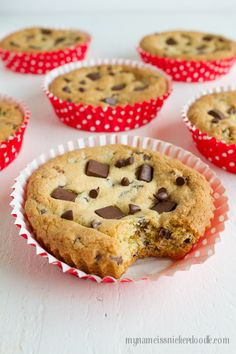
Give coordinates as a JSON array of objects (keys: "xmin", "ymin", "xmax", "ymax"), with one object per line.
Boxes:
[
  {"xmin": 25, "ymin": 144, "xmax": 214, "ymax": 278},
  {"xmin": 0, "ymin": 99, "xmax": 23, "ymax": 142},
  {"xmin": 48, "ymin": 64, "xmax": 168, "ymax": 107},
  {"xmin": 187, "ymin": 91, "xmax": 236, "ymax": 144},
  {"xmin": 0, "ymin": 27, "xmax": 89, "ymax": 53},
  {"xmin": 140, "ymin": 30, "xmax": 236, "ymax": 61}
]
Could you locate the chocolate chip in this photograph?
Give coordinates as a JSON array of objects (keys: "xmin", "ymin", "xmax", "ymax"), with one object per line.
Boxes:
[
  {"xmin": 110, "ymin": 256, "xmax": 123, "ymax": 265},
  {"xmin": 154, "ymin": 187, "xmax": 168, "ymax": 201},
  {"xmin": 62, "ymin": 86, "xmax": 71, "ymax": 93},
  {"xmin": 78, "ymin": 87, "xmax": 85, "ymax": 92},
  {"xmin": 61, "ymin": 210, "xmax": 73, "ymax": 220},
  {"xmin": 137, "ymin": 164, "xmax": 153, "ymax": 182},
  {"xmin": 208, "ymin": 109, "xmax": 225, "ymax": 120},
  {"xmin": 111, "ymin": 83, "xmax": 126, "ymax": 91},
  {"xmin": 176, "ymin": 176, "xmax": 186, "ymax": 186},
  {"xmin": 151, "ymin": 200, "xmax": 177, "ymax": 214},
  {"xmin": 143, "ymin": 154, "xmax": 151, "ymax": 161},
  {"xmin": 95, "ymin": 253, "xmax": 102, "ymax": 261},
  {"xmin": 184, "ymin": 238, "xmax": 191, "ymax": 244},
  {"xmin": 121, "ymin": 177, "xmax": 130, "ymax": 186},
  {"xmin": 86, "ymin": 160, "xmax": 109, "ymax": 178},
  {"xmin": 55, "ymin": 37, "xmax": 65, "ymax": 45},
  {"xmin": 51, "ymin": 187, "xmax": 77, "ymax": 202},
  {"xmin": 129, "ymin": 204, "xmax": 141, "ymax": 215},
  {"xmin": 95, "ymin": 206, "xmax": 124, "ymax": 219},
  {"xmin": 115, "ymin": 157, "xmax": 134, "ymax": 168},
  {"xmin": 212, "ymin": 118, "xmax": 220, "ymax": 124},
  {"xmin": 203, "ymin": 35, "xmax": 213, "ymax": 41},
  {"xmin": 134, "ymin": 85, "xmax": 149, "ymax": 91},
  {"xmin": 41, "ymin": 28, "xmax": 52, "ymax": 35},
  {"xmin": 91, "ymin": 220, "xmax": 101, "ymax": 228},
  {"xmin": 166, "ymin": 37, "xmax": 177, "ymax": 45},
  {"xmin": 89, "ymin": 188, "xmax": 99, "ymax": 199},
  {"xmin": 86, "ymin": 72, "xmax": 101, "ymax": 81},
  {"xmin": 64, "ymin": 78, "xmax": 71, "ymax": 83},
  {"xmin": 227, "ymin": 107, "xmax": 236, "ymax": 114},
  {"xmin": 80, "ymin": 80, "xmax": 86, "ymax": 85},
  {"xmin": 101, "ymin": 97, "xmax": 117, "ymax": 106},
  {"xmin": 159, "ymin": 228, "xmax": 172, "ymax": 239}
]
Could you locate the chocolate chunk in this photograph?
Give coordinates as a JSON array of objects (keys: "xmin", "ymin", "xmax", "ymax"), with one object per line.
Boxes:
[
  {"xmin": 51, "ymin": 187, "xmax": 77, "ymax": 202},
  {"xmin": 129, "ymin": 204, "xmax": 141, "ymax": 215},
  {"xmin": 80, "ymin": 80, "xmax": 86, "ymax": 85},
  {"xmin": 55, "ymin": 37, "xmax": 65, "ymax": 45},
  {"xmin": 184, "ymin": 237, "xmax": 191, "ymax": 244},
  {"xmin": 176, "ymin": 176, "xmax": 186, "ymax": 186},
  {"xmin": 137, "ymin": 164, "xmax": 153, "ymax": 182},
  {"xmin": 115, "ymin": 157, "xmax": 134, "ymax": 168},
  {"xmin": 61, "ymin": 210, "xmax": 73, "ymax": 220},
  {"xmin": 203, "ymin": 35, "xmax": 213, "ymax": 41},
  {"xmin": 91, "ymin": 220, "xmax": 101, "ymax": 228},
  {"xmin": 159, "ymin": 228, "xmax": 172, "ymax": 239},
  {"xmin": 227, "ymin": 107, "xmax": 236, "ymax": 114},
  {"xmin": 154, "ymin": 187, "xmax": 168, "ymax": 201},
  {"xmin": 121, "ymin": 177, "xmax": 130, "ymax": 186},
  {"xmin": 62, "ymin": 86, "xmax": 71, "ymax": 93},
  {"xmin": 89, "ymin": 188, "xmax": 99, "ymax": 199},
  {"xmin": 143, "ymin": 154, "xmax": 151, "ymax": 161},
  {"xmin": 110, "ymin": 256, "xmax": 123, "ymax": 265},
  {"xmin": 86, "ymin": 160, "xmax": 109, "ymax": 178},
  {"xmin": 78, "ymin": 87, "xmax": 85, "ymax": 92},
  {"xmin": 95, "ymin": 206, "xmax": 124, "ymax": 219},
  {"xmin": 41, "ymin": 28, "xmax": 52, "ymax": 35},
  {"xmin": 111, "ymin": 83, "xmax": 126, "ymax": 91},
  {"xmin": 101, "ymin": 97, "xmax": 117, "ymax": 106},
  {"xmin": 166, "ymin": 37, "xmax": 177, "ymax": 45},
  {"xmin": 152, "ymin": 200, "xmax": 177, "ymax": 214},
  {"xmin": 134, "ymin": 85, "xmax": 149, "ymax": 91},
  {"xmin": 86, "ymin": 72, "xmax": 101, "ymax": 81},
  {"xmin": 208, "ymin": 109, "xmax": 225, "ymax": 120}
]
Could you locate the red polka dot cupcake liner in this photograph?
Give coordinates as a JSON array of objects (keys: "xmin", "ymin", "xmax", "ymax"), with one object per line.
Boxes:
[
  {"xmin": 182, "ymin": 86, "xmax": 236, "ymax": 173},
  {"xmin": 138, "ymin": 47, "xmax": 236, "ymax": 82},
  {"xmin": 43, "ymin": 59, "xmax": 172, "ymax": 132},
  {"xmin": 10, "ymin": 135, "xmax": 228, "ymax": 283},
  {"xmin": 0, "ymin": 28, "xmax": 91, "ymax": 75},
  {"xmin": 0, "ymin": 95, "xmax": 30, "ymax": 171}
]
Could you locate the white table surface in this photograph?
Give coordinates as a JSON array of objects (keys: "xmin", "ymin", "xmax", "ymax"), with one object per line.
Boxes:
[{"xmin": 0, "ymin": 13, "xmax": 236, "ymax": 354}]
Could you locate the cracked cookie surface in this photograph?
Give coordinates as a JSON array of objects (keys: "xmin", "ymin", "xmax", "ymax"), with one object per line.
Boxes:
[
  {"xmin": 0, "ymin": 27, "xmax": 89, "ymax": 53},
  {"xmin": 0, "ymin": 100, "xmax": 23, "ymax": 142},
  {"xmin": 25, "ymin": 144, "xmax": 214, "ymax": 278},
  {"xmin": 140, "ymin": 30, "xmax": 236, "ymax": 61},
  {"xmin": 48, "ymin": 64, "xmax": 168, "ymax": 107},
  {"xmin": 188, "ymin": 91, "xmax": 236, "ymax": 144}
]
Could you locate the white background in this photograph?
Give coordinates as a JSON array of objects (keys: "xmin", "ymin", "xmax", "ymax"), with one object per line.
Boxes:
[{"xmin": 0, "ymin": 1, "xmax": 236, "ymax": 354}]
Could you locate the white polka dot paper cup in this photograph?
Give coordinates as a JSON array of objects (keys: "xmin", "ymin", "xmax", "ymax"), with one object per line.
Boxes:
[
  {"xmin": 10, "ymin": 135, "xmax": 228, "ymax": 283},
  {"xmin": 138, "ymin": 47, "xmax": 236, "ymax": 82},
  {"xmin": 43, "ymin": 59, "xmax": 172, "ymax": 132},
  {"xmin": 0, "ymin": 27, "xmax": 91, "ymax": 75},
  {"xmin": 182, "ymin": 86, "xmax": 236, "ymax": 174},
  {"xmin": 0, "ymin": 95, "xmax": 30, "ymax": 171}
]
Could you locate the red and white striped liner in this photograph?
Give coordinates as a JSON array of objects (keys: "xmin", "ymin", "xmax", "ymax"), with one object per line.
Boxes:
[
  {"xmin": 0, "ymin": 27, "xmax": 91, "ymax": 75},
  {"xmin": 138, "ymin": 46, "xmax": 236, "ymax": 82},
  {"xmin": 0, "ymin": 95, "xmax": 30, "ymax": 171},
  {"xmin": 43, "ymin": 59, "xmax": 172, "ymax": 132},
  {"xmin": 182, "ymin": 85, "xmax": 236, "ymax": 174},
  {"xmin": 10, "ymin": 135, "xmax": 228, "ymax": 283}
]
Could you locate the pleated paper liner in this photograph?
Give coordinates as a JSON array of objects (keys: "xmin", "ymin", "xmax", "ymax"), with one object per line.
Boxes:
[
  {"xmin": 138, "ymin": 47, "xmax": 236, "ymax": 82},
  {"xmin": 182, "ymin": 85, "xmax": 236, "ymax": 173},
  {"xmin": 10, "ymin": 135, "xmax": 228, "ymax": 283},
  {"xmin": 43, "ymin": 59, "xmax": 172, "ymax": 132},
  {"xmin": 0, "ymin": 27, "xmax": 91, "ymax": 75},
  {"xmin": 0, "ymin": 95, "xmax": 30, "ymax": 171}
]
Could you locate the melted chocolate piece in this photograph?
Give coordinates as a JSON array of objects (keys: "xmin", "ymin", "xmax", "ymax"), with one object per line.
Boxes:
[
  {"xmin": 154, "ymin": 187, "xmax": 168, "ymax": 201},
  {"xmin": 62, "ymin": 86, "xmax": 71, "ymax": 93},
  {"xmin": 95, "ymin": 206, "xmax": 124, "ymax": 219},
  {"xmin": 86, "ymin": 72, "xmax": 101, "ymax": 81},
  {"xmin": 111, "ymin": 83, "xmax": 126, "ymax": 91},
  {"xmin": 166, "ymin": 37, "xmax": 177, "ymax": 45},
  {"xmin": 51, "ymin": 187, "xmax": 77, "ymax": 202},
  {"xmin": 208, "ymin": 109, "xmax": 225, "ymax": 121},
  {"xmin": 129, "ymin": 204, "xmax": 141, "ymax": 215},
  {"xmin": 86, "ymin": 160, "xmax": 109, "ymax": 178},
  {"xmin": 115, "ymin": 157, "xmax": 134, "ymax": 168},
  {"xmin": 151, "ymin": 200, "xmax": 177, "ymax": 214},
  {"xmin": 137, "ymin": 164, "xmax": 153, "ymax": 182},
  {"xmin": 61, "ymin": 210, "xmax": 73, "ymax": 220}
]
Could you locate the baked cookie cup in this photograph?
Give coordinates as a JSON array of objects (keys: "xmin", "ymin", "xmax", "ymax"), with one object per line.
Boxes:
[
  {"xmin": 11, "ymin": 135, "xmax": 228, "ymax": 283},
  {"xmin": 182, "ymin": 86, "xmax": 236, "ymax": 173},
  {"xmin": 0, "ymin": 26, "xmax": 91, "ymax": 74},
  {"xmin": 138, "ymin": 30, "xmax": 236, "ymax": 82},
  {"xmin": 43, "ymin": 59, "xmax": 172, "ymax": 132},
  {"xmin": 0, "ymin": 95, "xmax": 30, "ymax": 171}
]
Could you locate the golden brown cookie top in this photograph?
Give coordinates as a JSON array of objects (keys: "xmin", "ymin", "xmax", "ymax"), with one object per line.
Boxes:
[
  {"xmin": 188, "ymin": 91, "xmax": 236, "ymax": 144},
  {"xmin": 48, "ymin": 64, "xmax": 169, "ymax": 107},
  {"xmin": 0, "ymin": 100, "xmax": 23, "ymax": 142},
  {"xmin": 140, "ymin": 30, "xmax": 236, "ymax": 61},
  {"xmin": 0, "ymin": 27, "xmax": 89, "ymax": 53}
]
